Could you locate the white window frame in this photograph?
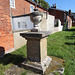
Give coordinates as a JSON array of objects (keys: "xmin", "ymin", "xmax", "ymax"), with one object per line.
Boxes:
[
  {"xmin": 30, "ymin": 5, "xmax": 34, "ymax": 13},
  {"xmin": 10, "ymin": 0, "xmax": 15, "ymax": 8}
]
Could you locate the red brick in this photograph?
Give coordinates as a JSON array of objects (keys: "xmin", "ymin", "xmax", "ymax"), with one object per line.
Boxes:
[
  {"xmin": 11, "ymin": 0, "xmax": 46, "ymax": 16},
  {"xmin": 0, "ymin": 6, "xmax": 3, "ymax": 9},
  {"xmin": 0, "ymin": 0, "xmax": 14, "ymax": 51},
  {"xmin": 0, "ymin": 10, "xmax": 4, "ymax": 13},
  {"xmin": 0, "ymin": 18, "xmax": 4, "ymax": 20},
  {"xmin": 0, "ymin": 0, "xmax": 48, "ymax": 52},
  {"xmin": 49, "ymin": 8, "xmax": 72, "ymax": 28}
]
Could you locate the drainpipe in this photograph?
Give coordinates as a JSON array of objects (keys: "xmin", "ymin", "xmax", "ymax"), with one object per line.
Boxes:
[
  {"xmin": 9, "ymin": 0, "xmax": 15, "ymax": 50},
  {"xmin": 46, "ymin": 6, "xmax": 48, "ymax": 19},
  {"xmin": 9, "ymin": 1, "xmax": 12, "ymax": 29}
]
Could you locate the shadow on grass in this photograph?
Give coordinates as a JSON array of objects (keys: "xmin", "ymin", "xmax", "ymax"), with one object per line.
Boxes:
[
  {"xmin": 65, "ymin": 42, "xmax": 75, "ymax": 45},
  {"xmin": 65, "ymin": 30, "xmax": 75, "ymax": 40},
  {"xmin": 0, "ymin": 54, "xmax": 43, "ymax": 74},
  {"xmin": 66, "ymin": 29, "xmax": 75, "ymax": 31},
  {"xmin": 66, "ymin": 36, "xmax": 75, "ymax": 40},
  {"xmin": 0, "ymin": 54, "xmax": 27, "ymax": 66}
]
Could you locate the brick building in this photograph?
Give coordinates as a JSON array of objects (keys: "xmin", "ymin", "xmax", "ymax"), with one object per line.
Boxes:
[
  {"xmin": 0, "ymin": 0, "xmax": 14, "ymax": 56},
  {"xmin": 48, "ymin": 5, "xmax": 72, "ymax": 29},
  {"xmin": 11, "ymin": 0, "xmax": 47, "ymax": 16},
  {"xmin": 0, "ymin": 0, "xmax": 48, "ymax": 56},
  {"xmin": 49, "ymin": 8, "xmax": 65, "ymax": 25}
]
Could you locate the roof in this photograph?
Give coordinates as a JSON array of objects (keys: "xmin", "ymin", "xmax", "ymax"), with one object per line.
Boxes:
[
  {"xmin": 49, "ymin": 8, "xmax": 67, "ymax": 13},
  {"xmin": 25, "ymin": 0, "xmax": 36, "ymax": 5}
]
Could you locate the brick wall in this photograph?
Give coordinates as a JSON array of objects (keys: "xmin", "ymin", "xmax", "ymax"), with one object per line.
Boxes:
[
  {"xmin": 0, "ymin": 0, "xmax": 47, "ymax": 55},
  {"xmin": 11, "ymin": 0, "xmax": 45, "ymax": 16},
  {"xmin": 11, "ymin": 0, "xmax": 30, "ymax": 16},
  {"xmin": 0, "ymin": 0, "xmax": 14, "ymax": 53},
  {"xmin": 38, "ymin": 7, "xmax": 45, "ymax": 12},
  {"xmin": 49, "ymin": 9, "xmax": 64, "ymax": 25}
]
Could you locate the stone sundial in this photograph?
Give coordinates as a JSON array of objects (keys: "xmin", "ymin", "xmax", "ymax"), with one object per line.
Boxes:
[{"xmin": 20, "ymin": 7, "xmax": 52, "ymax": 74}]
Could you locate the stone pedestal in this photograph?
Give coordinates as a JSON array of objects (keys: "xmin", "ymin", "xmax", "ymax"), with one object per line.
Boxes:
[{"xmin": 20, "ymin": 31, "xmax": 52, "ymax": 74}]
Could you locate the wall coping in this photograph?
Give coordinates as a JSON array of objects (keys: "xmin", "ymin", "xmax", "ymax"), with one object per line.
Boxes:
[
  {"xmin": 12, "ymin": 14, "xmax": 30, "ymax": 18},
  {"xmin": 13, "ymin": 29, "xmax": 31, "ymax": 33}
]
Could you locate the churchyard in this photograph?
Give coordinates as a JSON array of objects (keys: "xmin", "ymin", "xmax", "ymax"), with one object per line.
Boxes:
[{"xmin": 0, "ymin": 27, "xmax": 75, "ymax": 75}]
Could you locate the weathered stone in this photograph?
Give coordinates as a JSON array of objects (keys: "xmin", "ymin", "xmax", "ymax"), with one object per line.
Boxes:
[
  {"xmin": 4, "ymin": 56, "xmax": 64, "ymax": 75},
  {"xmin": 20, "ymin": 31, "xmax": 52, "ymax": 74}
]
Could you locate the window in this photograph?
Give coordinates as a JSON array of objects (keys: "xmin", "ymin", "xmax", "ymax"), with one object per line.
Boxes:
[
  {"xmin": 54, "ymin": 20, "xmax": 59, "ymax": 27},
  {"xmin": 18, "ymin": 22, "xmax": 20, "ymax": 28},
  {"xmin": 22, "ymin": 22, "xmax": 27, "ymax": 28},
  {"xmin": 18, "ymin": 22, "xmax": 27, "ymax": 29},
  {"xmin": 30, "ymin": 5, "xmax": 34, "ymax": 13},
  {"xmin": 10, "ymin": 0, "xmax": 15, "ymax": 8}
]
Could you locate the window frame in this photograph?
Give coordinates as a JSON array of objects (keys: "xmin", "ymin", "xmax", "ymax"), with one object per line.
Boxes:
[
  {"xmin": 10, "ymin": 0, "xmax": 15, "ymax": 8},
  {"xmin": 30, "ymin": 5, "xmax": 34, "ymax": 13}
]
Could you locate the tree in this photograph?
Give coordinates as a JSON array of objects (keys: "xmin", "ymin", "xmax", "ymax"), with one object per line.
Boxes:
[{"xmin": 34, "ymin": 0, "xmax": 50, "ymax": 9}]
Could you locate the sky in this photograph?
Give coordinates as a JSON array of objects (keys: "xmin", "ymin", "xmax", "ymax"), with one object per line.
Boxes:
[{"xmin": 44, "ymin": 0, "xmax": 75, "ymax": 13}]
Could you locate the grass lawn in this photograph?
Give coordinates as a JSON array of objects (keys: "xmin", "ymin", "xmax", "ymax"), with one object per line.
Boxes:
[
  {"xmin": 0, "ymin": 27, "xmax": 75, "ymax": 75},
  {"xmin": 47, "ymin": 27, "xmax": 75, "ymax": 75}
]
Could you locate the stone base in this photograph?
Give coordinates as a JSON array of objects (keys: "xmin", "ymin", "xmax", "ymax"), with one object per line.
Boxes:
[{"xmin": 22, "ymin": 56, "xmax": 52, "ymax": 74}]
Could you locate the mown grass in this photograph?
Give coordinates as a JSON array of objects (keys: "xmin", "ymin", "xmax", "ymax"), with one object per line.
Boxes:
[
  {"xmin": 0, "ymin": 27, "xmax": 75, "ymax": 75},
  {"xmin": 47, "ymin": 27, "xmax": 75, "ymax": 75}
]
